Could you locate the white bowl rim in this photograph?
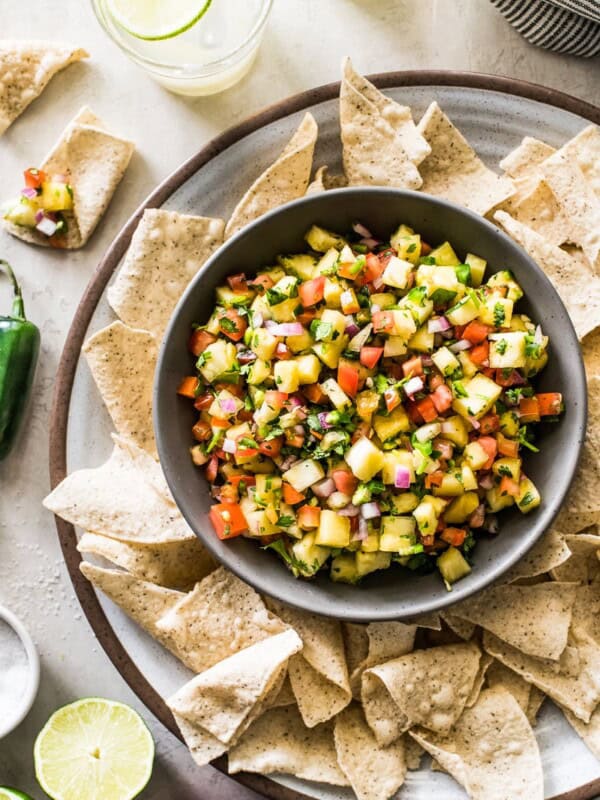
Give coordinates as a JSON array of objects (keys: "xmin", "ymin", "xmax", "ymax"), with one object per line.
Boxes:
[{"xmin": 0, "ymin": 604, "xmax": 41, "ymax": 739}]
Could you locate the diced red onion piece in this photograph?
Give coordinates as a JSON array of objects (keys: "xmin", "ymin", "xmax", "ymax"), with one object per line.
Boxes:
[
  {"xmin": 428, "ymin": 316, "xmax": 451, "ymax": 333},
  {"xmin": 370, "ymin": 304, "xmax": 381, "ymax": 314},
  {"xmin": 318, "ymin": 411, "xmax": 333, "ymax": 429},
  {"xmin": 353, "ymin": 222, "xmax": 373, "ymax": 238},
  {"xmin": 35, "ymin": 215, "xmax": 58, "ymax": 236},
  {"xmin": 449, "ymin": 339, "xmax": 473, "ymax": 353},
  {"xmin": 478, "ymin": 472, "xmax": 494, "ymax": 489},
  {"xmin": 34, "ymin": 210, "xmax": 45, "ymax": 223},
  {"xmin": 353, "ymin": 517, "xmax": 369, "ymax": 541},
  {"xmin": 219, "ymin": 397, "xmax": 238, "ymax": 414},
  {"xmin": 265, "ymin": 320, "xmax": 304, "ymax": 337},
  {"xmin": 372, "ymin": 275, "xmax": 384, "ymax": 290},
  {"xmin": 404, "ymin": 376, "xmax": 424, "ymax": 397},
  {"xmin": 345, "ymin": 320, "xmax": 360, "ymax": 337},
  {"xmin": 338, "ymin": 503, "xmax": 360, "ymax": 517},
  {"xmin": 360, "ymin": 237, "xmax": 380, "ymax": 249},
  {"xmin": 435, "ymin": 439, "xmax": 453, "ymax": 460},
  {"xmin": 21, "ymin": 187, "xmax": 38, "ymax": 200},
  {"xmin": 237, "ymin": 350, "xmax": 257, "ymax": 364},
  {"xmin": 252, "ymin": 311, "xmax": 264, "ymax": 328},
  {"xmin": 394, "ymin": 465, "xmax": 411, "ymax": 489},
  {"xmin": 534, "ymin": 325, "xmax": 543, "ymax": 345},
  {"xmin": 222, "ymin": 438, "xmax": 237, "ymax": 454},
  {"xmin": 312, "ymin": 477, "xmax": 335, "ymax": 498},
  {"xmin": 469, "ymin": 503, "xmax": 486, "ymax": 528},
  {"xmin": 361, "ymin": 502, "xmax": 381, "ymax": 520},
  {"xmin": 421, "ymin": 355, "xmax": 433, "ymax": 367},
  {"xmin": 467, "ymin": 415, "xmax": 481, "ymax": 430}
]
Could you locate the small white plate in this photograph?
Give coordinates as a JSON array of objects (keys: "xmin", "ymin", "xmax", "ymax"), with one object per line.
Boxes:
[{"xmin": 0, "ymin": 604, "xmax": 41, "ymax": 739}]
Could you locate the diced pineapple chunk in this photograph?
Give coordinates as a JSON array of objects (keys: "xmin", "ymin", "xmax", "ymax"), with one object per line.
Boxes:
[
  {"xmin": 274, "ymin": 360, "xmax": 300, "ymax": 393},
  {"xmin": 283, "ymin": 459, "xmax": 325, "ymax": 492},
  {"xmin": 271, "ymin": 297, "xmax": 301, "ymax": 322},
  {"xmin": 370, "ymin": 292, "xmax": 396, "ymax": 309},
  {"xmin": 198, "ymin": 340, "xmax": 238, "ymax": 383},
  {"xmin": 458, "ymin": 351, "xmax": 478, "ymax": 378},
  {"xmin": 439, "ymin": 416, "xmax": 469, "ymax": 448},
  {"xmin": 40, "ymin": 181, "xmax": 73, "ymax": 211},
  {"xmin": 465, "ymin": 253, "xmax": 486, "ymax": 287},
  {"xmin": 445, "ymin": 294, "xmax": 481, "ymax": 326},
  {"xmin": 452, "ymin": 374, "xmax": 502, "ymax": 420},
  {"xmin": 315, "ymin": 509, "xmax": 351, "ymax": 547},
  {"xmin": 432, "ymin": 346, "xmax": 460, "ymax": 376},
  {"xmin": 360, "ymin": 528, "xmax": 380, "ymax": 552},
  {"xmin": 443, "ymin": 492, "xmax": 480, "ymax": 524},
  {"xmin": 373, "ymin": 407, "xmax": 411, "ymax": 442},
  {"xmin": 461, "ymin": 465, "xmax": 478, "ymax": 491},
  {"xmin": 492, "ymin": 457, "xmax": 522, "ymax": 482},
  {"xmin": 389, "ymin": 493, "xmax": 419, "ymax": 514},
  {"xmin": 379, "ymin": 516, "xmax": 417, "ymax": 553},
  {"xmin": 516, "ymin": 476, "xmax": 541, "ymax": 513},
  {"xmin": 287, "ymin": 329, "xmax": 313, "ymax": 353},
  {"xmin": 383, "ymin": 336, "xmax": 408, "ymax": 358},
  {"xmin": 208, "ymin": 389, "xmax": 244, "ymax": 419},
  {"xmin": 321, "ymin": 308, "xmax": 348, "ymax": 337},
  {"xmin": 278, "ymin": 253, "xmax": 317, "ymax": 281},
  {"xmin": 489, "ymin": 332, "xmax": 527, "ymax": 369},
  {"xmin": 295, "ymin": 354, "xmax": 321, "ymax": 384},
  {"xmin": 345, "ymin": 437, "xmax": 384, "ymax": 481},
  {"xmin": 4, "ymin": 197, "xmax": 39, "ymax": 227},
  {"xmin": 408, "ymin": 325, "xmax": 435, "ymax": 353},
  {"xmin": 320, "ymin": 378, "xmax": 351, "ymax": 410},
  {"xmin": 330, "ymin": 553, "xmax": 359, "ymax": 583},
  {"xmin": 432, "ymin": 472, "xmax": 464, "ymax": 497},
  {"xmin": 356, "ymin": 550, "xmax": 392, "ymax": 577},
  {"xmin": 478, "ymin": 295, "xmax": 513, "ymax": 328},
  {"xmin": 323, "ymin": 277, "xmax": 343, "ymax": 307},
  {"xmin": 389, "ymin": 309, "xmax": 417, "ymax": 338},
  {"xmin": 255, "ymin": 474, "xmax": 283, "ymax": 506},
  {"xmin": 316, "ymin": 248, "xmax": 341, "ymax": 275},
  {"xmin": 437, "ymin": 547, "xmax": 471, "ymax": 586},
  {"xmin": 381, "ymin": 449, "xmax": 414, "ymax": 484},
  {"xmin": 247, "ymin": 359, "xmax": 271, "ymax": 385},
  {"xmin": 413, "ymin": 495, "xmax": 445, "ymax": 535},
  {"xmin": 382, "ymin": 256, "xmax": 413, "ymax": 289},
  {"xmin": 486, "ymin": 485, "xmax": 515, "ymax": 512},
  {"xmin": 312, "ymin": 336, "xmax": 348, "ymax": 368},
  {"xmin": 430, "ymin": 241, "xmax": 460, "ymax": 266},
  {"xmin": 292, "ymin": 532, "xmax": 330, "ymax": 576},
  {"xmin": 249, "ymin": 327, "xmax": 278, "ymax": 361}
]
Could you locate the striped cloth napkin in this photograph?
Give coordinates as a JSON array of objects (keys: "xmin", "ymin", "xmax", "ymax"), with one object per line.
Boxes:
[{"xmin": 491, "ymin": 0, "xmax": 600, "ymax": 56}]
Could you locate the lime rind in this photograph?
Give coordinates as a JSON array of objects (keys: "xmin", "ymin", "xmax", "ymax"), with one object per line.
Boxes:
[
  {"xmin": 107, "ymin": 0, "xmax": 213, "ymax": 41},
  {"xmin": 0, "ymin": 789, "xmax": 35, "ymax": 800},
  {"xmin": 34, "ymin": 697, "xmax": 154, "ymax": 800}
]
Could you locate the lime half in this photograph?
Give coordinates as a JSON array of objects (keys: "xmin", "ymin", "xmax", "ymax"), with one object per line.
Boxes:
[
  {"xmin": 34, "ymin": 698, "xmax": 154, "ymax": 800},
  {"xmin": 107, "ymin": 0, "xmax": 212, "ymax": 40},
  {"xmin": 0, "ymin": 790, "xmax": 34, "ymax": 800}
]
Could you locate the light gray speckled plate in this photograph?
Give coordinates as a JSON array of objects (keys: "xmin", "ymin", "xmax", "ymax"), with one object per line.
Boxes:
[{"xmin": 50, "ymin": 73, "xmax": 600, "ymax": 800}]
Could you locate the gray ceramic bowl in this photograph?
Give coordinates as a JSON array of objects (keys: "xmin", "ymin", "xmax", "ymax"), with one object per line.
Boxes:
[{"xmin": 155, "ymin": 188, "xmax": 586, "ymax": 622}]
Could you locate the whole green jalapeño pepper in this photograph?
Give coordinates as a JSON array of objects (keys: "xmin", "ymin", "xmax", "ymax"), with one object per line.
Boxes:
[{"xmin": 0, "ymin": 260, "xmax": 40, "ymax": 460}]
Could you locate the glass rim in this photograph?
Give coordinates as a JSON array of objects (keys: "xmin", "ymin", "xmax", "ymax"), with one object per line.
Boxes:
[{"xmin": 90, "ymin": 0, "xmax": 274, "ymax": 77}]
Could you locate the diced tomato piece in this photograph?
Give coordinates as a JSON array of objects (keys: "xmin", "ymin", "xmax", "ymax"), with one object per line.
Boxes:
[
  {"xmin": 496, "ymin": 369, "xmax": 524, "ymax": 387},
  {"xmin": 385, "ymin": 363, "xmax": 405, "ymax": 381},
  {"xmin": 235, "ymin": 447, "xmax": 259, "ymax": 457},
  {"xmin": 205, "ymin": 454, "xmax": 219, "ymax": 483},
  {"xmin": 463, "ymin": 321, "xmax": 491, "ymax": 344},
  {"xmin": 188, "ymin": 329, "xmax": 216, "ymax": 356},
  {"xmin": 425, "ymin": 470, "xmax": 444, "ymax": 488},
  {"xmin": 218, "ymin": 308, "xmax": 247, "ymax": 341},
  {"xmin": 283, "ymin": 483, "xmax": 305, "ymax": 505},
  {"xmin": 297, "ymin": 504, "xmax": 321, "ymax": 529},
  {"xmin": 536, "ymin": 392, "xmax": 562, "ymax": 417},
  {"xmin": 415, "ymin": 396, "xmax": 438, "ymax": 423},
  {"xmin": 406, "ymin": 401, "xmax": 423, "ymax": 425},
  {"xmin": 338, "ymin": 255, "xmax": 366, "ymax": 280},
  {"xmin": 431, "ymin": 383, "xmax": 453, "ymax": 413},
  {"xmin": 210, "ymin": 502, "xmax": 248, "ymax": 539},
  {"xmin": 441, "ymin": 527, "xmax": 467, "ymax": 547},
  {"xmin": 469, "ymin": 341, "xmax": 489, "ymax": 366},
  {"xmin": 248, "ymin": 274, "xmax": 274, "ymax": 292},
  {"xmin": 211, "ymin": 417, "xmax": 231, "ymax": 429},
  {"xmin": 285, "ymin": 431, "xmax": 305, "ymax": 448},
  {"xmin": 275, "ymin": 343, "xmax": 292, "ymax": 360},
  {"xmin": 227, "ymin": 474, "xmax": 256, "ymax": 488},
  {"xmin": 177, "ymin": 376, "xmax": 200, "ymax": 399},
  {"xmin": 297, "ymin": 310, "xmax": 318, "ymax": 326},
  {"xmin": 258, "ymin": 437, "xmax": 283, "ymax": 457},
  {"xmin": 192, "ymin": 420, "xmax": 212, "ymax": 441},
  {"xmin": 372, "ymin": 310, "xmax": 394, "ymax": 334},
  {"xmin": 332, "ymin": 468, "xmax": 359, "ymax": 496},
  {"xmin": 497, "ymin": 432, "xmax": 519, "ymax": 458},
  {"xmin": 351, "ymin": 420, "xmax": 371, "ymax": 444},
  {"xmin": 24, "ymin": 167, "xmax": 46, "ymax": 189},
  {"xmin": 499, "ymin": 475, "xmax": 520, "ymax": 497},
  {"xmin": 421, "ymin": 241, "xmax": 432, "ymax": 256},
  {"xmin": 402, "ymin": 356, "xmax": 423, "ymax": 378},
  {"xmin": 481, "ymin": 367, "xmax": 496, "ymax": 379},
  {"xmin": 227, "ymin": 273, "xmax": 248, "ymax": 293},
  {"xmin": 356, "ymin": 252, "xmax": 385, "ymax": 286},
  {"xmin": 479, "ymin": 413, "xmax": 500, "ymax": 434},
  {"xmin": 218, "ymin": 483, "xmax": 239, "ymax": 503},
  {"xmin": 468, "ymin": 503, "xmax": 486, "ymax": 528},
  {"xmin": 428, "ymin": 371, "xmax": 445, "ymax": 391},
  {"xmin": 264, "ymin": 390, "xmax": 288, "ymax": 410},
  {"xmin": 302, "ymin": 383, "xmax": 327, "ymax": 404},
  {"xmin": 478, "ymin": 435, "xmax": 498, "ymax": 470},
  {"xmin": 214, "ymin": 381, "xmax": 244, "ymax": 398},
  {"xmin": 338, "ymin": 362, "xmax": 359, "ymax": 398},
  {"xmin": 360, "ymin": 346, "xmax": 384, "ymax": 369},
  {"xmin": 299, "ymin": 276, "xmax": 326, "ymax": 308},
  {"xmin": 194, "ymin": 392, "xmax": 214, "ymax": 411},
  {"xmin": 518, "ymin": 396, "xmax": 540, "ymax": 423}
]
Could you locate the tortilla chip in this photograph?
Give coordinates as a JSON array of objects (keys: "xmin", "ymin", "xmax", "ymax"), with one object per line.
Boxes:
[
  {"xmin": 334, "ymin": 704, "xmax": 406, "ymax": 800},
  {"xmin": 79, "ymin": 562, "xmax": 184, "ymax": 652},
  {"xmin": 110, "ymin": 435, "xmax": 174, "ymax": 504},
  {"xmin": 107, "ymin": 209, "xmax": 225, "ymax": 341},
  {"xmin": 348, "ymin": 622, "xmax": 416, "ymax": 698},
  {"xmin": 526, "ymin": 687, "xmax": 546, "ymax": 725},
  {"xmin": 501, "ymin": 528, "xmax": 571, "ymax": 583},
  {"xmin": 340, "ymin": 75, "xmax": 421, "ymax": 190},
  {"xmin": 77, "ymin": 532, "xmax": 215, "ymax": 589},
  {"xmin": 503, "ymin": 180, "xmax": 570, "ymax": 247},
  {"xmin": 404, "ymin": 735, "xmax": 426, "ymax": 770},
  {"xmin": 483, "ymin": 628, "xmax": 600, "ymax": 722},
  {"xmin": 416, "ymin": 102, "xmax": 513, "ymax": 215},
  {"xmin": 267, "ymin": 601, "xmax": 351, "ymax": 727},
  {"xmin": 225, "ymin": 112, "xmax": 317, "ymax": 239},
  {"xmin": 156, "ymin": 567, "xmax": 286, "ymax": 673},
  {"xmin": 550, "ymin": 533, "xmax": 600, "ymax": 583},
  {"xmin": 82, "ymin": 323, "xmax": 157, "ymax": 456},
  {"xmin": 167, "ymin": 629, "xmax": 302, "ymax": 749},
  {"xmin": 410, "ymin": 687, "xmax": 543, "ymax": 800},
  {"xmin": 43, "ymin": 434, "xmax": 194, "ymax": 544},
  {"xmin": 0, "ymin": 41, "xmax": 88, "ymax": 135},
  {"xmin": 4, "ymin": 107, "xmax": 134, "ymax": 248},
  {"xmin": 441, "ymin": 613, "xmax": 477, "ymax": 641},
  {"xmin": 499, "ymin": 137, "xmax": 556, "ymax": 179},
  {"xmin": 541, "ymin": 151, "xmax": 600, "ymax": 270},
  {"xmin": 269, "ymin": 674, "xmax": 296, "ymax": 708},
  {"xmin": 342, "ymin": 622, "xmax": 369, "ymax": 677},
  {"xmin": 228, "ymin": 705, "xmax": 349, "ymax": 786},
  {"xmin": 485, "ymin": 660, "xmax": 532, "ymax": 716},
  {"xmin": 571, "ymin": 583, "xmax": 600, "ymax": 647},
  {"xmin": 494, "ymin": 211, "xmax": 600, "ymax": 340},
  {"xmin": 467, "ymin": 652, "xmax": 493, "ymax": 708},
  {"xmin": 172, "ymin": 713, "xmax": 227, "ymax": 767},
  {"xmin": 583, "ymin": 328, "xmax": 600, "ymax": 378},
  {"xmin": 450, "ymin": 582, "xmax": 576, "ymax": 660},
  {"xmin": 361, "ymin": 642, "xmax": 481, "ymax": 745},
  {"xmin": 559, "ymin": 125, "xmax": 600, "ymax": 200},
  {"xmin": 410, "ymin": 611, "xmax": 442, "ymax": 630},
  {"xmin": 343, "ymin": 58, "xmax": 430, "ymax": 165}
]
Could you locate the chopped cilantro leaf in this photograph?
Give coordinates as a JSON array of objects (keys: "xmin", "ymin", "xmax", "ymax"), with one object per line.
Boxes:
[
  {"xmin": 493, "ymin": 302, "xmax": 506, "ymax": 328},
  {"xmin": 310, "ymin": 319, "xmax": 334, "ymax": 341}
]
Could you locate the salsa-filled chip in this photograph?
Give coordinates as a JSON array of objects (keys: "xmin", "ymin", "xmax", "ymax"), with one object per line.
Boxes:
[
  {"xmin": 107, "ymin": 209, "xmax": 225, "ymax": 341},
  {"xmin": 225, "ymin": 112, "xmax": 317, "ymax": 239},
  {"xmin": 410, "ymin": 687, "xmax": 543, "ymax": 800}
]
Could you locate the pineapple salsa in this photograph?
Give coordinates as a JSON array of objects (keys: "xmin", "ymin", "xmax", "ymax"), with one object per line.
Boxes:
[
  {"xmin": 3, "ymin": 167, "xmax": 73, "ymax": 239},
  {"xmin": 177, "ymin": 222, "xmax": 564, "ymax": 588}
]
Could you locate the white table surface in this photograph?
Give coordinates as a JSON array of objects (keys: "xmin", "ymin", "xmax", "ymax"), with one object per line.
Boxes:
[{"xmin": 0, "ymin": 1, "xmax": 598, "ymax": 797}]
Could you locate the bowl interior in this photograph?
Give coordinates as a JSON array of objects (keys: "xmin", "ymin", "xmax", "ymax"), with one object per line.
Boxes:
[
  {"xmin": 0, "ymin": 605, "xmax": 40, "ymax": 738},
  {"xmin": 154, "ymin": 188, "xmax": 586, "ymax": 622}
]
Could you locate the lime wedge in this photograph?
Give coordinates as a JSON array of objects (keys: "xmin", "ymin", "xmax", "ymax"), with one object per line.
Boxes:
[
  {"xmin": 107, "ymin": 0, "xmax": 212, "ymax": 40},
  {"xmin": 34, "ymin": 698, "xmax": 154, "ymax": 800},
  {"xmin": 0, "ymin": 790, "xmax": 34, "ymax": 800}
]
